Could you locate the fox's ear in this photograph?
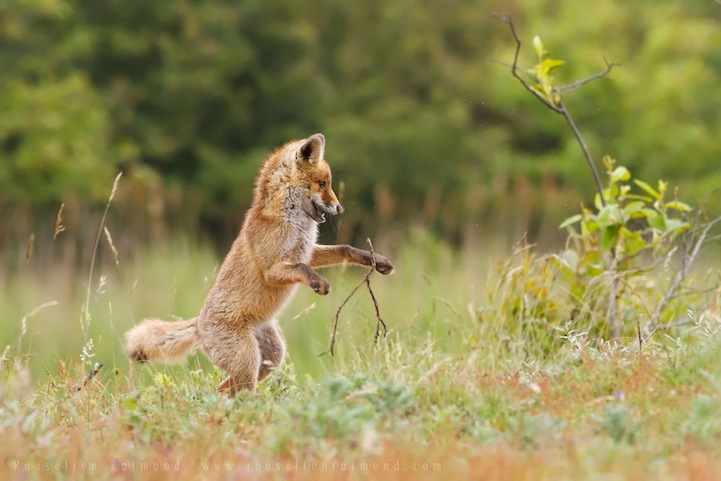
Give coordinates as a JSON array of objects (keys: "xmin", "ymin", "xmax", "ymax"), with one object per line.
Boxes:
[{"xmin": 297, "ymin": 133, "xmax": 325, "ymax": 163}]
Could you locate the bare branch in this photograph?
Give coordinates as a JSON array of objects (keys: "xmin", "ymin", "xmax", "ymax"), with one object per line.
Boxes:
[
  {"xmin": 557, "ymin": 58, "xmax": 619, "ymax": 93},
  {"xmin": 487, "ymin": 57, "xmax": 517, "ymax": 70},
  {"xmin": 320, "ymin": 239, "xmax": 387, "ymax": 357},
  {"xmin": 365, "ymin": 239, "xmax": 387, "ymax": 342},
  {"xmin": 558, "ymin": 106, "xmax": 607, "ymax": 206},
  {"xmin": 321, "ymin": 271, "xmax": 369, "ymax": 358},
  {"xmin": 646, "ymin": 216, "xmax": 721, "ymax": 330}
]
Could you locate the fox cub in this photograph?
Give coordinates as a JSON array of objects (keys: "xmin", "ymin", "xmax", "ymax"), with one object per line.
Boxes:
[{"xmin": 124, "ymin": 133, "xmax": 394, "ymax": 394}]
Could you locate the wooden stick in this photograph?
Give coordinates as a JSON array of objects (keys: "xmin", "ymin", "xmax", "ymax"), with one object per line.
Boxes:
[{"xmin": 321, "ymin": 239, "xmax": 387, "ymax": 357}]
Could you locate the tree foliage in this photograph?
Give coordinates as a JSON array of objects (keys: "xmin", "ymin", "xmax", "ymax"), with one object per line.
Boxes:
[{"xmin": 1, "ymin": 0, "xmax": 720, "ymax": 247}]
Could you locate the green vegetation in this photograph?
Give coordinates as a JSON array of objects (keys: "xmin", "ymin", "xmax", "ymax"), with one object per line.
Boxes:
[
  {"xmin": 2, "ymin": 236, "xmax": 721, "ymax": 480},
  {"xmin": 2, "ymin": 0, "xmax": 721, "ymax": 249},
  {"xmin": 491, "ymin": 20, "xmax": 720, "ymax": 342},
  {"xmin": 3, "ymin": 2, "xmax": 721, "ymax": 479}
]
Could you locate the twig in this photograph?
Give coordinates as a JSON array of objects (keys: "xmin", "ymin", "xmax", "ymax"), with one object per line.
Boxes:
[
  {"xmin": 320, "ymin": 239, "xmax": 386, "ymax": 357},
  {"xmin": 487, "ymin": 57, "xmax": 517, "ymax": 70},
  {"xmin": 646, "ymin": 215, "xmax": 721, "ymax": 330},
  {"xmin": 558, "ymin": 106, "xmax": 607, "ymax": 206},
  {"xmin": 365, "ymin": 239, "xmax": 387, "ymax": 342},
  {"xmin": 322, "ymin": 270, "xmax": 370, "ymax": 358},
  {"xmin": 492, "ymin": 13, "xmax": 559, "ymax": 111},
  {"xmin": 73, "ymin": 362, "xmax": 103, "ymax": 394},
  {"xmin": 493, "ymin": 13, "xmax": 616, "ymax": 206},
  {"xmin": 557, "ymin": 58, "xmax": 618, "ymax": 93}
]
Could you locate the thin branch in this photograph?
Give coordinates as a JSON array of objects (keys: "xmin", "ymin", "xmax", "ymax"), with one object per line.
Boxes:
[
  {"xmin": 487, "ymin": 57, "xmax": 516, "ymax": 70},
  {"xmin": 322, "ymin": 272, "xmax": 369, "ymax": 358},
  {"xmin": 558, "ymin": 106, "xmax": 607, "ymax": 206},
  {"xmin": 365, "ymin": 239, "xmax": 387, "ymax": 342},
  {"xmin": 557, "ymin": 58, "xmax": 619, "ymax": 93},
  {"xmin": 646, "ymin": 215, "xmax": 721, "ymax": 329},
  {"xmin": 320, "ymin": 239, "xmax": 386, "ymax": 357}
]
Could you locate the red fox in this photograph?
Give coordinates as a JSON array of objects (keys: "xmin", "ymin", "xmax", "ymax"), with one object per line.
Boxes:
[{"xmin": 124, "ymin": 133, "xmax": 394, "ymax": 394}]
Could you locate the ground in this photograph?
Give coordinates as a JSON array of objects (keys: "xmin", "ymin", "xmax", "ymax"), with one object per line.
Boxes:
[{"xmin": 2, "ymin": 232, "xmax": 721, "ymax": 480}]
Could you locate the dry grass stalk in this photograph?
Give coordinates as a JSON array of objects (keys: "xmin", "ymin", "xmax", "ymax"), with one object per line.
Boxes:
[{"xmin": 53, "ymin": 203, "xmax": 66, "ymax": 241}]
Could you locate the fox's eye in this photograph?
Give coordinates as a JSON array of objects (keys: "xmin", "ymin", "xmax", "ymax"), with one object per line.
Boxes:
[{"xmin": 318, "ymin": 181, "xmax": 327, "ymax": 190}]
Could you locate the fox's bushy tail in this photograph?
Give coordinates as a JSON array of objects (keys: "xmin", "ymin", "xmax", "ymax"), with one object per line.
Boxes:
[{"xmin": 124, "ymin": 317, "xmax": 199, "ymax": 363}]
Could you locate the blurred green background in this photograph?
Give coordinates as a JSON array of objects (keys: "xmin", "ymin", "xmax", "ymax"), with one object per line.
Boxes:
[
  {"xmin": 2, "ymin": 0, "xmax": 720, "ymax": 257},
  {"xmin": 1, "ymin": 0, "xmax": 720, "ymax": 377}
]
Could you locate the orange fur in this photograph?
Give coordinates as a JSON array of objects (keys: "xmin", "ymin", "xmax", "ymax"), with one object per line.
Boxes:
[{"xmin": 124, "ymin": 133, "xmax": 394, "ymax": 394}]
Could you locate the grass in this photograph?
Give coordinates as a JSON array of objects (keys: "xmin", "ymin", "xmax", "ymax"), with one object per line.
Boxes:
[{"xmin": 2, "ymin": 228, "xmax": 721, "ymax": 480}]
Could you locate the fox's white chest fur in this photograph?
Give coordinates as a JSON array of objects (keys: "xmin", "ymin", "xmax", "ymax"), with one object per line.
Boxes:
[
  {"xmin": 283, "ymin": 217, "xmax": 319, "ymax": 264},
  {"xmin": 283, "ymin": 187, "xmax": 320, "ymax": 264}
]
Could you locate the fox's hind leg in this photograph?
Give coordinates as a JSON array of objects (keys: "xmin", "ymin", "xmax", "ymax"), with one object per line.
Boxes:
[
  {"xmin": 255, "ymin": 319, "xmax": 287, "ymax": 382},
  {"xmin": 200, "ymin": 324, "xmax": 261, "ymax": 395}
]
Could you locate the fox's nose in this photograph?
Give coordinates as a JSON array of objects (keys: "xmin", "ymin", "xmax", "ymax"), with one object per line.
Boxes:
[{"xmin": 335, "ymin": 203, "xmax": 344, "ymax": 215}]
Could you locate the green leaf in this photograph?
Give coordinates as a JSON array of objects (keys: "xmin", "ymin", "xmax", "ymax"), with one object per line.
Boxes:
[
  {"xmin": 625, "ymin": 194, "xmax": 654, "ymax": 203},
  {"xmin": 621, "ymin": 228, "xmax": 647, "ymax": 256},
  {"xmin": 559, "ymin": 214, "xmax": 583, "ymax": 229},
  {"xmin": 619, "ymin": 185, "xmax": 631, "ymax": 199},
  {"xmin": 622, "ymin": 201, "xmax": 645, "ymax": 217},
  {"xmin": 608, "ymin": 184, "xmax": 620, "ymax": 200},
  {"xmin": 540, "ymin": 58, "xmax": 565, "ymax": 77},
  {"xmin": 582, "ymin": 218, "xmax": 599, "ymax": 236},
  {"xmin": 664, "ymin": 218, "xmax": 689, "ymax": 233},
  {"xmin": 123, "ymin": 397, "xmax": 139, "ymax": 411},
  {"xmin": 634, "ymin": 179, "xmax": 661, "ymax": 199},
  {"xmin": 610, "ymin": 166, "xmax": 631, "ymax": 183},
  {"xmin": 643, "ymin": 208, "xmax": 665, "ymax": 231},
  {"xmin": 533, "ymin": 36, "xmax": 544, "ymax": 58},
  {"xmin": 596, "ymin": 204, "xmax": 623, "ymax": 229},
  {"xmin": 601, "ymin": 224, "xmax": 620, "ymax": 252},
  {"xmin": 594, "ymin": 193, "xmax": 604, "ymax": 210},
  {"xmin": 666, "ymin": 201, "xmax": 692, "ymax": 213},
  {"xmin": 602, "ymin": 155, "xmax": 616, "ymax": 171},
  {"xmin": 561, "ymin": 249, "xmax": 579, "ymax": 271}
]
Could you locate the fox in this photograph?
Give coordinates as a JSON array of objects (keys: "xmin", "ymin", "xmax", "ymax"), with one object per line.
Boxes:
[{"xmin": 124, "ymin": 133, "xmax": 394, "ymax": 395}]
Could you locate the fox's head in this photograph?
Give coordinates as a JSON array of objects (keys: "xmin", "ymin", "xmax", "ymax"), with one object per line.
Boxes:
[{"xmin": 291, "ymin": 133, "xmax": 343, "ymax": 224}]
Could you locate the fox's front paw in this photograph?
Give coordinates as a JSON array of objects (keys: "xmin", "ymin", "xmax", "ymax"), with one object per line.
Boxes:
[
  {"xmin": 373, "ymin": 254, "xmax": 394, "ymax": 275},
  {"xmin": 309, "ymin": 276, "xmax": 331, "ymax": 295}
]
